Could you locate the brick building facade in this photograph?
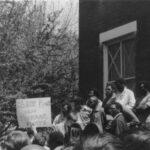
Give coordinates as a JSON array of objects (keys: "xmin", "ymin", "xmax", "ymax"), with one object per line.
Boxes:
[{"xmin": 79, "ymin": 0, "xmax": 150, "ymax": 99}]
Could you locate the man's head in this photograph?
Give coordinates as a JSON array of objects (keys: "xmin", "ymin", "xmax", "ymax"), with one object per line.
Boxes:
[
  {"xmin": 87, "ymin": 96, "xmax": 98, "ymax": 110},
  {"xmin": 114, "ymin": 78, "xmax": 126, "ymax": 93},
  {"xmin": 107, "ymin": 102, "xmax": 123, "ymax": 117},
  {"xmin": 105, "ymin": 83, "xmax": 114, "ymax": 97}
]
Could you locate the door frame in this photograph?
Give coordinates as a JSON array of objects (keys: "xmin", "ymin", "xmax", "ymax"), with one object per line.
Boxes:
[{"xmin": 99, "ymin": 21, "xmax": 137, "ymax": 97}]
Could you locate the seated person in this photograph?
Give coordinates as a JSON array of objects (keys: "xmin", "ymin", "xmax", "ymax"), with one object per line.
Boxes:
[
  {"xmin": 88, "ymin": 88, "xmax": 102, "ymax": 107},
  {"xmin": 103, "ymin": 83, "xmax": 116, "ymax": 108},
  {"xmin": 113, "ymin": 78, "xmax": 139, "ymax": 123},
  {"xmin": 105, "ymin": 102, "xmax": 128, "ymax": 136},
  {"xmin": 136, "ymin": 81, "xmax": 150, "ymax": 123}
]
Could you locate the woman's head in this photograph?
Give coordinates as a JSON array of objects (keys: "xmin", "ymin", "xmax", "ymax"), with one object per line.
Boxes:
[{"xmin": 4, "ymin": 130, "xmax": 30, "ymax": 150}]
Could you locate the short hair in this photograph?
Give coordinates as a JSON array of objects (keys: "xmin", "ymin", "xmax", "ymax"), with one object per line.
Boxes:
[
  {"xmin": 116, "ymin": 78, "xmax": 126, "ymax": 86},
  {"xmin": 47, "ymin": 130, "xmax": 64, "ymax": 150},
  {"xmin": 105, "ymin": 102, "xmax": 123, "ymax": 115},
  {"xmin": 74, "ymin": 133, "xmax": 123, "ymax": 150},
  {"xmin": 4, "ymin": 130, "xmax": 30, "ymax": 150},
  {"xmin": 110, "ymin": 102, "xmax": 123, "ymax": 112},
  {"xmin": 83, "ymin": 123, "xmax": 100, "ymax": 137}
]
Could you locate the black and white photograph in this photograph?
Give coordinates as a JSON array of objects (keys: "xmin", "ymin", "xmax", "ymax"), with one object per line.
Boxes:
[{"xmin": 0, "ymin": 0, "xmax": 150, "ymax": 150}]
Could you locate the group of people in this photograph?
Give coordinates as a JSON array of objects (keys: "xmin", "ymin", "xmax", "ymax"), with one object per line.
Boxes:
[
  {"xmin": 54, "ymin": 78, "xmax": 150, "ymax": 136},
  {"xmin": 1, "ymin": 78, "xmax": 150, "ymax": 150}
]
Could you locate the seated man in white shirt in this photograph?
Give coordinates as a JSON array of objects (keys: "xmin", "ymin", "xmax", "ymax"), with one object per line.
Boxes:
[{"xmin": 114, "ymin": 78, "xmax": 139, "ymax": 123}]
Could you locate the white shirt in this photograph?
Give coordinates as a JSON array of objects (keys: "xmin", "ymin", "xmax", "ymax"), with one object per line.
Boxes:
[
  {"xmin": 138, "ymin": 92, "xmax": 150, "ymax": 108},
  {"xmin": 115, "ymin": 87, "xmax": 136, "ymax": 109}
]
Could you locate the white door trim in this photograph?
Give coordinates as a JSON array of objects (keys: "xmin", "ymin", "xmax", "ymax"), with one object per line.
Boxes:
[
  {"xmin": 99, "ymin": 21, "xmax": 137, "ymax": 98},
  {"xmin": 100, "ymin": 21, "xmax": 137, "ymax": 43}
]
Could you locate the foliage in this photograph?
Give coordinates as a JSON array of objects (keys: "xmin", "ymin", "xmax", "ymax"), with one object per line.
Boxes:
[{"xmin": 0, "ymin": 0, "xmax": 78, "ymax": 136}]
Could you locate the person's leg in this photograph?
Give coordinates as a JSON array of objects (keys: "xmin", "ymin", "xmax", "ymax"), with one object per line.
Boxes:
[{"xmin": 123, "ymin": 106, "xmax": 140, "ymax": 122}]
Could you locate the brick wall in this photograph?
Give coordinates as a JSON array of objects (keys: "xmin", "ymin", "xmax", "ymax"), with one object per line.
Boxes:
[{"xmin": 79, "ymin": 0, "xmax": 150, "ymax": 99}]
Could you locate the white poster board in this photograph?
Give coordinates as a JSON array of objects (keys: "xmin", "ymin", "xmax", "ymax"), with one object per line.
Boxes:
[{"xmin": 16, "ymin": 97, "xmax": 51, "ymax": 128}]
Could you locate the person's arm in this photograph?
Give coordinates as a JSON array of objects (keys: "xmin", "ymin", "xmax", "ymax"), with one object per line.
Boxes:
[
  {"xmin": 115, "ymin": 117, "xmax": 127, "ymax": 136},
  {"xmin": 139, "ymin": 96, "xmax": 150, "ymax": 109},
  {"xmin": 126, "ymin": 91, "xmax": 136, "ymax": 109},
  {"xmin": 53, "ymin": 115, "xmax": 60, "ymax": 125}
]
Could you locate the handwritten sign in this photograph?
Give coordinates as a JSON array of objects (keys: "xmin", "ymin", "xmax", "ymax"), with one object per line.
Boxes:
[{"xmin": 16, "ymin": 97, "xmax": 51, "ymax": 128}]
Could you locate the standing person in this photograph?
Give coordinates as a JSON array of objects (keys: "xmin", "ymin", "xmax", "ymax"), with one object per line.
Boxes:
[
  {"xmin": 86, "ymin": 96, "xmax": 105, "ymax": 134},
  {"xmin": 105, "ymin": 102, "xmax": 128, "ymax": 136},
  {"xmin": 114, "ymin": 78, "xmax": 139, "ymax": 123}
]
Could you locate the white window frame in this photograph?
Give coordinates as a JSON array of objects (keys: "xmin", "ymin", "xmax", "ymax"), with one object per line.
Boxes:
[{"xmin": 99, "ymin": 21, "xmax": 137, "ymax": 97}]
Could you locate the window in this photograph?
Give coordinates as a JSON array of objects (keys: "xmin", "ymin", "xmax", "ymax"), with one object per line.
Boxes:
[{"xmin": 100, "ymin": 21, "xmax": 137, "ymax": 96}]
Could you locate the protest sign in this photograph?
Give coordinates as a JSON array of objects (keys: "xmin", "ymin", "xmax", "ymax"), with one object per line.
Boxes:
[{"xmin": 16, "ymin": 97, "xmax": 51, "ymax": 128}]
